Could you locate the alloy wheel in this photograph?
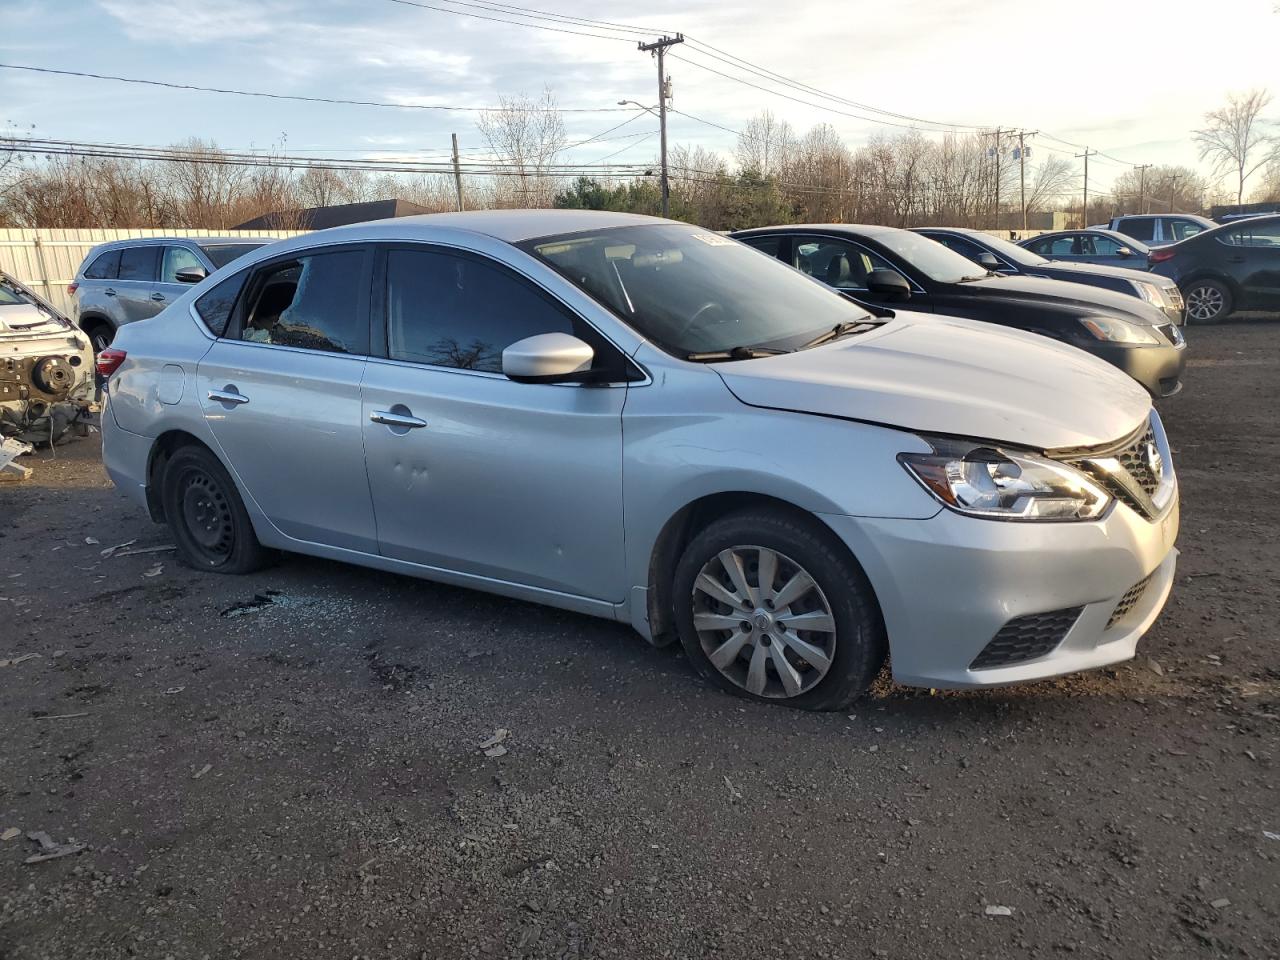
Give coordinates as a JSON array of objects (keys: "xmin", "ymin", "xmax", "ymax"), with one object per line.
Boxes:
[
  {"xmin": 690, "ymin": 545, "xmax": 837, "ymax": 699},
  {"xmin": 1185, "ymin": 284, "xmax": 1225, "ymax": 322}
]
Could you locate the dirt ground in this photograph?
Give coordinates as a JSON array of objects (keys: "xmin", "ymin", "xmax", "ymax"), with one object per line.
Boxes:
[{"xmin": 1, "ymin": 320, "xmax": 1278, "ymax": 960}]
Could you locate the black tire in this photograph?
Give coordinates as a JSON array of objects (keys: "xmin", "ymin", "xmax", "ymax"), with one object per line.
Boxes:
[
  {"xmin": 84, "ymin": 322, "xmax": 114, "ymax": 353},
  {"xmin": 672, "ymin": 508, "xmax": 886, "ymax": 711},
  {"xmin": 160, "ymin": 445, "xmax": 268, "ymax": 574},
  {"xmin": 1183, "ymin": 278, "xmax": 1232, "ymax": 324}
]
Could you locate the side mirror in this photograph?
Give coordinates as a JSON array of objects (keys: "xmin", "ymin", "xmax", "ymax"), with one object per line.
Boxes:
[
  {"xmin": 1116, "ymin": 247, "xmax": 1133, "ymax": 258},
  {"xmin": 175, "ymin": 266, "xmax": 208, "ymax": 283},
  {"xmin": 865, "ymin": 268, "xmax": 911, "ymax": 301},
  {"xmin": 502, "ymin": 332, "xmax": 595, "ymax": 384},
  {"xmin": 975, "ymin": 252, "xmax": 1002, "ymax": 271}
]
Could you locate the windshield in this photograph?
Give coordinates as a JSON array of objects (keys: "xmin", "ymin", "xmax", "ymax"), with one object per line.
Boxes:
[
  {"xmin": 522, "ymin": 224, "xmax": 873, "ymax": 356},
  {"xmin": 199, "ymin": 243, "xmax": 267, "ymax": 269},
  {"xmin": 872, "ymin": 230, "xmax": 988, "ymax": 283},
  {"xmin": 974, "ymin": 232, "xmax": 1047, "ymax": 267}
]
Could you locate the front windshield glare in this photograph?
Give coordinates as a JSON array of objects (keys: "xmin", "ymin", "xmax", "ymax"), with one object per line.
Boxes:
[
  {"xmin": 977, "ymin": 232, "xmax": 1048, "ymax": 266},
  {"xmin": 523, "ymin": 224, "xmax": 872, "ymax": 356},
  {"xmin": 874, "ymin": 231, "xmax": 991, "ymax": 283}
]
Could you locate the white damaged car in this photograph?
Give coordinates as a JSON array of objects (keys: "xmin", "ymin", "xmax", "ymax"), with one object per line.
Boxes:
[{"xmin": 1, "ymin": 271, "xmax": 97, "ymax": 444}]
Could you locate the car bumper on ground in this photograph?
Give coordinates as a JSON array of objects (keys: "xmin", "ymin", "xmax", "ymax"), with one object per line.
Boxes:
[{"xmin": 822, "ymin": 489, "xmax": 1179, "ymax": 689}]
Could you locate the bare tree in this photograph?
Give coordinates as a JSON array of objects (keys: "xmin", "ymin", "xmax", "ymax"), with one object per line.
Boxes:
[
  {"xmin": 1193, "ymin": 89, "xmax": 1277, "ymax": 207},
  {"xmin": 476, "ymin": 88, "xmax": 567, "ymax": 208},
  {"xmin": 1025, "ymin": 155, "xmax": 1075, "ymax": 212},
  {"xmin": 735, "ymin": 110, "xmax": 796, "ymax": 179}
]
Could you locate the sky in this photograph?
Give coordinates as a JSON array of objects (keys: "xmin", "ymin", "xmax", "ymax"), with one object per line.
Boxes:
[{"xmin": 2, "ymin": 0, "xmax": 1277, "ymax": 198}]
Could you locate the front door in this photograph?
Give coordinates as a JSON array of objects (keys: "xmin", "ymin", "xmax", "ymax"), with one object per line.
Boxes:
[
  {"xmin": 1221, "ymin": 220, "xmax": 1280, "ymax": 308},
  {"xmin": 114, "ymin": 245, "xmax": 162, "ymax": 323},
  {"xmin": 195, "ymin": 245, "xmax": 378, "ymax": 552},
  {"xmin": 360, "ymin": 245, "xmax": 627, "ymax": 602},
  {"xmin": 155, "ymin": 245, "xmax": 206, "ymax": 311}
]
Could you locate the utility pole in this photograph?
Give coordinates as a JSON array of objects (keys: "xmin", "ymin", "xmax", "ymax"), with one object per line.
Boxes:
[
  {"xmin": 638, "ymin": 33, "xmax": 684, "ymax": 218},
  {"xmin": 450, "ymin": 133, "xmax": 464, "ymax": 212},
  {"xmin": 1167, "ymin": 173, "xmax": 1183, "ymax": 212},
  {"xmin": 1134, "ymin": 163, "xmax": 1151, "ymax": 214},
  {"xmin": 1015, "ymin": 130, "xmax": 1037, "ymax": 233},
  {"xmin": 986, "ymin": 128, "xmax": 1003, "ymax": 229},
  {"xmin": 1075, "ymin": 148, "xmax": 1096, "ymax": 228}
]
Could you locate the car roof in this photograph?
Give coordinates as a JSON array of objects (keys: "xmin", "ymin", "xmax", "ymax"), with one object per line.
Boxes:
[
  {"xmin": 355, "ymin": 209, "xmax": 673, "ymax": 243},
  {"xmin": 1116, "ymin": 212, "xmax": 1215, "ymax": 223},
  {"xmin": 733, "ymin": 223, "xmax": 904, "ymax": 239},
  {"xmin": 1031, "ymin": 228, "xmax": 1135, "ymax": 241},
  {"xmin": 92, "ymin": 236, "xmax": 270, "ymax": 251}
]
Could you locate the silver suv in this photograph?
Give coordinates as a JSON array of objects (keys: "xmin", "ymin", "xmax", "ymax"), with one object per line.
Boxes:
[{"xmin": 71, "ymin": 238, "xmax": 270, "ymax": 350}]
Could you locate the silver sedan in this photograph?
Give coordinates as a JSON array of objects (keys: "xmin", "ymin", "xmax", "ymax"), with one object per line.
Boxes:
[{"xmin": 99, "ymin": 211, "xmax": 1179, "ymax": 709}]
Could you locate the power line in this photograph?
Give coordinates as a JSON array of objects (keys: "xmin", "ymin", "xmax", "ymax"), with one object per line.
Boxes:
[
  {"xmin": 382, "ymin": 0, "xmax": 634, "ymax": 41},
  {"xmin": 0, "ymin": 63, "xmax": 631, "ymax": 113}
]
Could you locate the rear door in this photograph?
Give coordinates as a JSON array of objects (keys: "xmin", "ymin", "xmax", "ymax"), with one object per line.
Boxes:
[
  {"xmin": 360, "ymin": 243, "xmax": 628, "ymax": 601},
  {"xmin": 195, "ymin": 244, "xmax": 378, "ymax": 552},
  {"xmin": 1220, "ymin": 221, "xmax": 1280, "ymax": 308},
  {"xmin": 114, "ymin": 246, "xmax": 162, "ymax": 323},
  {"xmin": 1080, "ymin": 233, "xmax": 1133, "ymax": 267}
]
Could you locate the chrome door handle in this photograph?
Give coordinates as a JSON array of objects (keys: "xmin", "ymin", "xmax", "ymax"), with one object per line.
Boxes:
[
  {"xmin": 104, "ymin": 288, "xmax": 116, "ymax": 297},
  {"xmin": 150, "ymin": 292, "xmax": 166, "ymax": 301},
  {"xmin": 208, "ymin": 388, "xmax": 250, "ymax": 405},
  {"xmin": 370, "ymin": 410, "xmax": 427, "ymax": 429}
]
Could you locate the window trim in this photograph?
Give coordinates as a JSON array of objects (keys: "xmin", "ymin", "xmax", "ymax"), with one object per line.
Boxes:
[
  {"xmin": 84, "ymin": 248, "xmax": 122, "ymax": 281},
  {"xmin": 371, "ymin": 241, "xmax": 645, "ymax": 386},
  {"xmin": 224, "ymin": 242, "xmax": 375, "ymax": 357},
  {"xmin": 115, "ymin": 245, "xmax": 161, "ymax": 284}
]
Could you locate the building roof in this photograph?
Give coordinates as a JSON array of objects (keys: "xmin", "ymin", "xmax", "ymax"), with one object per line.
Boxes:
[{"xmin": 233, "ymin": 198, "xmax": 436, "ymax": 231}]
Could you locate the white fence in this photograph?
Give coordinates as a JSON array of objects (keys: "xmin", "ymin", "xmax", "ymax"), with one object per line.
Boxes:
[{"xmin": 0, "ymin": 228, "xmax": 305, "ymax": 315}]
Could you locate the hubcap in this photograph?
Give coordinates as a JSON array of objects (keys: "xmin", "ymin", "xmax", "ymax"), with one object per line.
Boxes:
[
  {"xmin": 1186, "ymin": 285, "xmax": 1223, "ymax": 321},
  {"xmin": 179, "ymin": 470, "xmax": 234, "ymax": 559},
  {"xmin": 690, "ymin": 545, "xmax": 836, "ymax": 699}
]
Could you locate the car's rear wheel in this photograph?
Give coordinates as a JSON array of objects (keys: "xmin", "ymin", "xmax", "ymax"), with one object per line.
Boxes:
[
  {"xmin": 672, "ymin": 508, "xmax": 886, "ymax": 711},
  {"xmin": 85, "ymin": 322, "xmax": 114, "ymax": 353},
  {"xmin": 160, "ymin": 445, "xmax": 268, "ymax": 574},
  {"xmin": 1183, "ymin": 279, "xmax": 1232, "ymax": 323}
]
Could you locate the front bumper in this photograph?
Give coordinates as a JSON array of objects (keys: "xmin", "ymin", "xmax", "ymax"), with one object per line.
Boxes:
[
  {"xmin": 1093, "ymin": 340, "xmax": 1186, "ymax": 399},
  {"xmin": 822, "ymin": 489, "xmax": 1179, "ymax": 688}
]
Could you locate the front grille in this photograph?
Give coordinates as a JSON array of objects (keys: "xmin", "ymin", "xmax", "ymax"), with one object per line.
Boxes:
[
  {"xmin": 1068, "ymin": 420, "xmax": 1166, "ymax": 519},
  {"xmin": 1106, "ymin": 573, "xmax": 1153, "ymax": 629},
  {"xmin": 1163, "ymin": 286, "xmax": 1184, "ymax": 309},
  {"xmin": 969, "ymin": 607, "xmax": 1083, "ymax": 670},
  {"xmin": 1158, "ymin": 323, "xmax": 1183, "ymax": 346}
]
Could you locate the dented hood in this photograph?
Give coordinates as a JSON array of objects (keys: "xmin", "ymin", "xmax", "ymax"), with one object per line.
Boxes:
[{"xmin": 714, "ymin": 312, "xmax": 1151, "ymax": 451}]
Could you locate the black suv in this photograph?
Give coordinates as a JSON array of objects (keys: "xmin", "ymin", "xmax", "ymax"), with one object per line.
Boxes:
[
  {"xmin": 731, "ymin": 224, "xmax": 1186, "ymax": 398},
  {"xmin": 1148, "ymin": 214, "xmax": 1280, "ymax": 322}
]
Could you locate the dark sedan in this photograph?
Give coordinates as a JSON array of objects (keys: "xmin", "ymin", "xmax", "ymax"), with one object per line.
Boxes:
[
  {"xmin": 914, "ymin": 227, "xmax": 1184, "ymax": 324},
  {"xmin": 1019, "ymin": 229, "xmax": 1151, "ymax": 269},
  {"xmin": 1148, "ymin": 214, "xmax": 1280, "ymax": 323},
  {"xmin": 730, "ymin": 224, "xmax": 1186, "ymax": 398}
]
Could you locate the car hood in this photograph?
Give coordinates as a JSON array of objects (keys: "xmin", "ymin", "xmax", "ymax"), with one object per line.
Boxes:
[
  {"xmin": 959, "ymin": 273, "xmax": 1166, "ymax": 324},
  {"xmin": 714, "ymin": 312, "xmax": 1150, "ymax": 450},
  {"xmin": 1035, "ymin": 261, "xmax": 1160, "ymax": 284}
]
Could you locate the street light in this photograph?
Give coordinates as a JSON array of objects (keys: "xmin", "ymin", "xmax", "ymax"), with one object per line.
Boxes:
[{"xmin": 617, "ymin": 99, "xmax": 659, "ymax": 117}]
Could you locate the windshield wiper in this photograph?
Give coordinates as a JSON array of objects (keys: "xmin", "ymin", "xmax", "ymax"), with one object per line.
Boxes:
[
  {"xmin": 799, "ymin": 320, "xmax": 880, "ymax": 350},
  {"xmin": 686, "ymin": 345, "xmax": 789, "ymax": 362}
]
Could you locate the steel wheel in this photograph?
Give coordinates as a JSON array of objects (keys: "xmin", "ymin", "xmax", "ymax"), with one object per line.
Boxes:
[
  {"xmin": 1185, "ymin": 282, "xmax": 1228, "ymax": 322},
  {"xmin": 160, "ymin": 444, "xmax": 268, "ymax": 574},
  {"xmin": 690, "ymin": 545, "xmax": 837, "ymax": 699},
  {"xmin": 178, "ymin": 468, "xmax": 235, "ymax": 560}
]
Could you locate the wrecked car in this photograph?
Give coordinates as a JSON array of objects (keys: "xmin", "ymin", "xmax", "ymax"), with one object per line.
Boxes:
[{"xmin": 0, "ymin": 271, "xmax": 97, "ymax": 444}]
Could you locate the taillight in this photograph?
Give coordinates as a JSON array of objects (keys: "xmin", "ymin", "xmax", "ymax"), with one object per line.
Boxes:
[
  {"xmin": 1148, "ymin": 248, "xmax": 1176, "ymax": 264},
  {"xmin": 67, "ymin": 282, "xmax": 79, "ymax": 295},
  {"xmin": 96, "ymin": 348, "xmax": 127, "ymax": 378}
]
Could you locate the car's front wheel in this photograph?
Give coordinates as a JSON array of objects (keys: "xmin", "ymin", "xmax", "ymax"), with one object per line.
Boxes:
[
  {"xmin": 160, "ymin": 445, "xmax": 268, "ymax": 574},
  {"xmin": 672, "ymin": 508, "xmax": 886, "ymax": 710},
  {"xmin": 1183, "ymin": 279, "xmax": 1232, "ymax": 323}
]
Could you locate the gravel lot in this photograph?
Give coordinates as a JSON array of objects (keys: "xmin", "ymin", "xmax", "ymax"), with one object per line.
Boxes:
[{"xmin": 2, "ymin": 321, "xmax": 1278, "ymax": 960}]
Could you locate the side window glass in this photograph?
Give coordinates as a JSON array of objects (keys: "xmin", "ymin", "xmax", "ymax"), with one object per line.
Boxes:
[
  {"xmin": 741, "ymin": 236, "xmax": 782, "ymax": 258},
  {"xmin": 793, "ymin": 238, "xmax": 889, "ymax": 289},
  {"xmin": 162, "ymin": 246, "xmax": 204, "ymax": 283},
  {"xmin": 195, "ymin": 272, "xmax": 247, "ymax": 338},
  {"xmin": 1089, "ymin": 235, "xmax": 1123, "ymax": 255},
  {"xmin": 118, "ymin": 246, "xmax": 159, "ymax": 282},
  {"xmin": 1047, "ymin": 236, "xmax": 1077, "ymax": 256},
  {"xmin": 1225, "ymin": 223, "xmax": 1280, "ymax": 247},
  {"xmin": 84, "ymin": 250, "xmax": 120, "ymax": 280},
  {"xmin": 1169, "ymin": 220, "xmax": 1203, "ymax": 241},
  {"xmin": 240, "ymin": 250, "xmax": 367, "ymax": 354},
  {"xmin": 1117, "ymin": 219, "xmax": 1155, "ymax": 243},
  {"xmin": 386, "ymin": 249, "xmax": 575, "ymax": 372}
]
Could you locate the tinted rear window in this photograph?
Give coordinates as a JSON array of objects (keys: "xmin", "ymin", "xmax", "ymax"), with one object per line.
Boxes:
[
  {"xmin": 118, "ymin": 246, "xmax": 159, "ymax": 282},
  {"xmin": 200, "ymin": 243, "xmax": 266, "ymax": 269},
  {"xmin": 84, "ymin": 249, "xmax": 120, "ymax": 280},
  {"xmin": 1116, "ymin": 219, "xmax": 1155, "ymax": 242},
  {"xmin": 195, "ymin": 271, "xmax": 248, "ymax": 338}
]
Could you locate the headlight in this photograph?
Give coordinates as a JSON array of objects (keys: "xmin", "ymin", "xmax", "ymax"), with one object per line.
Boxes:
[
  {"xmin": 1078, "ymin": 316, "xmax": 1161, "ymax": 344},
  {"xmin": 900, "ymin": 442, "xmax": 1111, "ymax": 521},
  {"xmin": 1133, "ymin": 280, "xmax": 1166, "ymax": 307}
]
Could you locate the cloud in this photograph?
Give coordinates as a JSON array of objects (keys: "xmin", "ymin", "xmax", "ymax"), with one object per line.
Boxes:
[{"xmin": 95, "ymin": 0, "xmax": 298, "ymax": 43}]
